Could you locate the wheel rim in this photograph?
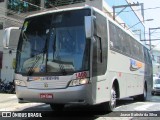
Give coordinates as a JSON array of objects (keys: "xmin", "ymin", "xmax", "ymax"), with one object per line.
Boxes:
[{"xmin": 110, "ymin": 87, "xmax": 116, "ymax": 109}]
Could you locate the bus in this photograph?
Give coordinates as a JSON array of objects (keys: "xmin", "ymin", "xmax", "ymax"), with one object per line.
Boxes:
[{"xmin": 14, "ymin": 6, "xmax": 153, "ymax": 112}]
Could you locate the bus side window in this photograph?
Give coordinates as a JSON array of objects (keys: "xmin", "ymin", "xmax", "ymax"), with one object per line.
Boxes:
[{"xmin": 94, "ymin": 35, "xmax": 102, "ymax": 63}]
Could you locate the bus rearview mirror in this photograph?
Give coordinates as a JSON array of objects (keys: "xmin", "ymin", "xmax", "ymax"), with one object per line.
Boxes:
[{"xmin": 84, "ymin": 16, "xmax": 92, "ymax": 39}]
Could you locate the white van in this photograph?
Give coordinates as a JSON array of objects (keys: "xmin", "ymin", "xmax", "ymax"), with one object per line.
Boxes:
[{"xmin": 152, "ymin": 78, "xmax": 160, "ymax": 95}]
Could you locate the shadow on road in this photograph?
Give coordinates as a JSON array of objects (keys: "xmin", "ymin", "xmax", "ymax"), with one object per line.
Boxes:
[
  {"xmin": 116, "ymin": 98, "xmax": 135, "ymax": 107},
  {"xmin": 17, "ymin": 98, "xmax": 142, "ymax": 119},
  {"xmin": 19, "ymin": 98, "xmax": 143, "ymax": 119},
  {"xmin": 20, "ymin": 104, "xmax": 112, "ymax": 120},
  {"xmin": 9, "ymin": 95, "xmax": 160, "ymax": 119}
]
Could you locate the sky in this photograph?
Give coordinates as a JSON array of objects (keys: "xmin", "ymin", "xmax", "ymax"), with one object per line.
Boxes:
[{"xmin": 136, "ymin": 0, "xmax": 160, "ymax": 49}]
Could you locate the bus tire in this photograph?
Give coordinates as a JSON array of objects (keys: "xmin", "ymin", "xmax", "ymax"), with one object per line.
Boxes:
[
  {"xmin": 135, "ymin": 82, "xmax": 147, "ymax": 101},
  {"xmin": 50, "ymin": 104, "xmax": 65, "ymax": 111},
  {"xmin": 100, "ymin": 85, "xmax": 117, "ymax": 112},
  {"xmin": 107, "ymin": 85, "xmax": 117, "ymax": 111}
]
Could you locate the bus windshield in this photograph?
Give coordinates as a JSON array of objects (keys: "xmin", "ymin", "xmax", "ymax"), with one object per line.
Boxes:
[{"xmin": 16, "ymin": 9, "xmax": 90, "ymax": 75}]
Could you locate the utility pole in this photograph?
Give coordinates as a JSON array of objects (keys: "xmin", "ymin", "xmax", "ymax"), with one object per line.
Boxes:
[
  {"xmin": 112, "ymin": 2, "xmax": 141, "ymax": 21},
  {"xmin": 140, "ymin": 3, "xmax": 144, "ymax": 21},
  {"xmin": 149, "ymin": 27, "xmax": 160, "ymax": 52},
  {"xmin": 132, "ymin": 29, "xmax": 141, "ymax": 40},
  {"xmin": 149, "ymin": 28, "xmax": 151, "ymax": 51}
]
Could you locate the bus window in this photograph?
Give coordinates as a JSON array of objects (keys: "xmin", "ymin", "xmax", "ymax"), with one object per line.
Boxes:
[{"xmin": 92, "ymin": 10, "xmax": 107, "ymax": 76}]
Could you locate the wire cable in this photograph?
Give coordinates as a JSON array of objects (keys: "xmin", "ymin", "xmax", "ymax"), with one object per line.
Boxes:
[{"xmin": 107, "ymin": 6, "xmax": 160, "ymax": 13}]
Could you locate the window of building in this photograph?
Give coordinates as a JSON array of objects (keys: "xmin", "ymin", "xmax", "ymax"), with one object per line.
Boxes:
[
  {"xmin": 7, "ymin": 0, "xmax": 40, "ymax": 14},
  {"xmin": 45, "ymin": 0, "xmax": 85, "ymax": 8},
  {"xmin": 0, "ymin": 22, "xmax": 3, "ymax": 30}
]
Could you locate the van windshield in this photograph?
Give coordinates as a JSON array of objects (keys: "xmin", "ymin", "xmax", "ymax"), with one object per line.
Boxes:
[{"xmin": 155, "ymin": 79, "xmax": 160, "ymax": 84}]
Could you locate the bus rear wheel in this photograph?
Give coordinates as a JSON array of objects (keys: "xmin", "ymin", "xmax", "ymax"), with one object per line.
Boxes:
[
  {"xmin": 134, "ymin": 83, "xmax": 147, "ymax": 101},
  {"xmin": 50, "ymin": 104, "xmax": 65, "ymax": 111},
  {"xmin": 151, "ymin": 91, "xmax": 155, "ymax": 96}
]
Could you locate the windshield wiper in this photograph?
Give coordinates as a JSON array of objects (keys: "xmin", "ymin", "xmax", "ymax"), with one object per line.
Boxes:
[
  {"xmin": 27, "ymin": 38, "xmax": 48, "ymax": 75},
  {"xmin": 22, "ymin": 30, "xmax": 28, "ymax": 42},
  {"xmin": 27, "ymin": 55, "xmax": 41, "ymax": 75},
  {"xmin": 58, "ymin": 61, "xmax": 67, "ymax": 75},
  {"xmin": 52, "ymin": 28, "xmax": 67, "ymax": 75},
  {"xmin": 42, "ymin": 38, "xmax": 48, "ymax": 64}
]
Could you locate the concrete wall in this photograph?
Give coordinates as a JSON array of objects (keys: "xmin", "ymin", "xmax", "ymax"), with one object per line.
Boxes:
[{"xmin": 1, "ymin": 49, "xmax": 16, "ymax": 82}]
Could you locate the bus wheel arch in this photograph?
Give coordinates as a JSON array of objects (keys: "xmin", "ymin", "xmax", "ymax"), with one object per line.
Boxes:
[
  {"xmin": 112, "ymin": 79, "xmax": 120, "ymax": 99},
  {"xmin": 140, "ymin": 80, "xmax": 147, "ymax": 101},
  {"xmin": 98, "ymin": 79, "xmax": 120, "ymax": 112},
  {"xmin": 107, "ymin": 79, "xmax": 120, "ymax": 111},
  {"xmin": 134, "ymin": 80, "xmax": 147, "ymax": 101}
]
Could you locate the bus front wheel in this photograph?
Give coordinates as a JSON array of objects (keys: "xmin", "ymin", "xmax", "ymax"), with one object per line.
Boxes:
[
  {"xmin": 50, "ymin": 104, "xmax": 65, "ymax": 111},
  {"xmin": 100, "ymin": 85, "xmax": 117, "ymax": 112},
  {"xmin": 107, "ymin": 85, "xmax": 117, "ymax": 111}
]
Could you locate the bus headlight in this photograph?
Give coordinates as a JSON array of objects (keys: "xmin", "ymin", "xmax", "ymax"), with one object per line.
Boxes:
[
  {"xmin": 69, "ymin": 78, "xmax": 89, "ymax": 87},
  {"xmin": 15, "ymin": 80, "xmax": 26, "ymax": 87}
]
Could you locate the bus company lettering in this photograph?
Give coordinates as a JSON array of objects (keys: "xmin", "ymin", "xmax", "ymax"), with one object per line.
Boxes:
[
  {"xmin": 130, "ymin": 59, "xmax": 143, "ymax": 71},
  {"xmin": 29, "ymin": 76, "xmax": 59, "ymax": 81}
]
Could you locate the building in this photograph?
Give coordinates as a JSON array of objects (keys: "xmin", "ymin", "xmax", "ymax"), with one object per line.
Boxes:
[
  {"xmin": 1, "ymin": 0, "xmax": 145, "ymax": 34},
  {"xmin": 152, "ymin": 47, "xmax": 160, "ymax": 75},
  {"xmin": 0, "ymin": 0, "xmax": 146, "ymax": 82}
]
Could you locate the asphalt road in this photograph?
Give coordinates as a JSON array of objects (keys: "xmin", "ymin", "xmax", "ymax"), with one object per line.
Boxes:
[{"xmin": 0, "ymin": 93, "xmax": 160, "ymax": 119}]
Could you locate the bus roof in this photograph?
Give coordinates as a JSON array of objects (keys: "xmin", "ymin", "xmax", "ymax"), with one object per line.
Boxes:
[
  {"xmin": 26, "ymin": 6, "xmax": 148, "ymax": 50},
  {"xmin": 26, "ymin": 6, "xmax": 92, "ymax": 19}
]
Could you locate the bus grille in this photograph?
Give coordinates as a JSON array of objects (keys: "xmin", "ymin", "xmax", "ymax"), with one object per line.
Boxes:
[{"xmin": 27, "ymin": 80, "xmax": 70, "ymax": 89}]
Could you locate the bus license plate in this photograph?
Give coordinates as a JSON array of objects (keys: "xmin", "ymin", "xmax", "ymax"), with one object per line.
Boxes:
[{"xmin": 40, "ymin": 93, "xmax": 53, "ymax": 99}]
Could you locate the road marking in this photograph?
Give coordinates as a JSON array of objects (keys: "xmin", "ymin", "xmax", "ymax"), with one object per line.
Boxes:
[{"xmin": 134, "ymin": 103, "xmax": 155, "ymax": 111}]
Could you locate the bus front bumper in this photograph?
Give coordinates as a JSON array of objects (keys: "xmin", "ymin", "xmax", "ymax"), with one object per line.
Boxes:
[{"xmin": 15, "ymin": 85, "xmax": 92, "ymax": 105}]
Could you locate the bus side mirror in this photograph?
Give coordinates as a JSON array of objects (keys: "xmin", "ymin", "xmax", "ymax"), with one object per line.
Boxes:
[
  {"xmin": 84, "ymin": 16, "xmax": 92, "ymax": 39},
  {"xmin": 3, "ymin": 27, "xmax": 21, "ymax": 49}
]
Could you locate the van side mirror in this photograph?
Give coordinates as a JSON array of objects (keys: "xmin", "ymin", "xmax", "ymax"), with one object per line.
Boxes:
[
  {"xmin": 3, "ymin": 27, "xmax": 21, "ymax": 49},
  {"xmin": 84, "ymin": 16, "xmax": 92, "ymax": 39}
]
